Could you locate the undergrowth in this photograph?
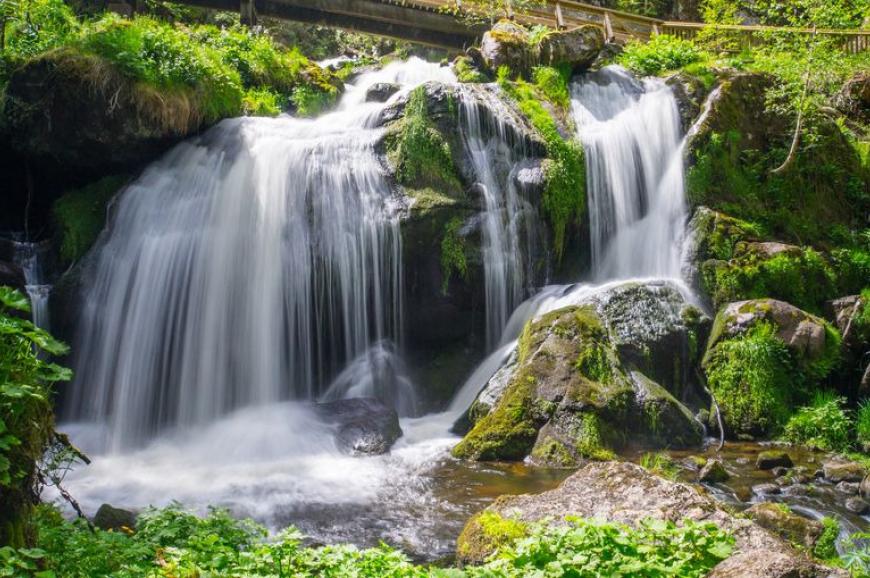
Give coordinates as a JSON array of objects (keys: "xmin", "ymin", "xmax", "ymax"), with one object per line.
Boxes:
[{"xmin": 1, "ymin": 504, "xmax": 734, "ymax": 577}]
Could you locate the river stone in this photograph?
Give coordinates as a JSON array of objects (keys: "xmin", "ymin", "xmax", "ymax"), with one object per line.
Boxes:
[
  {"xmin": 860, "ymin": 474, "xmax": 870, "ymax": 499},
  {"xmin": 93, "ymin": 503, "xmax": 136, "ymax": 532},
  {"xmin": 753, "ymin": 483, "xmax": 782, "ymax": 496},
  {"xmin": 365, "ymin": 82, "xmax": 400, "ymax": 103},
  {"xmin": 315, "ymin": 398, "xmax": 402, "ymax": 455},
  {"xmin": 836, "ymin": 481, "xmax": 860, "ymax": 495},
  {"xmin": 457, "ymin": 461, "xmax": 844, "ymax": 576},
  {"xmin": 846, "ymin": 496, "xmax": 870, "ymax": 514},
  {"xmin": 699, "ymin": 459, "xmax": 730, "ymax": 483},
  {"xmin": 746, "ymin": 502, "xmax": 823, "ymax": 549},
  {"xmin": 823, "ymin": 458, "xmax": 867, "ymax": 483},
  {"xmin": 757, "ymin": 451, "xmax": 793, "ymax": 470}
]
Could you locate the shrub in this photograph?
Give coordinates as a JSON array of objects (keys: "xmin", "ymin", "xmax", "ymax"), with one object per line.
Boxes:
[
  {"xmin": 783, "ymin": 391, "xmax": 852, "ymax": 452},
  {"xmin": 11, "ymin": 503, "xmax": 734, "ymax": 577},
  {"xmin": 618, "ymin": 34, "xmax": 706, "ymax": 76},
  {"xmin": 0, "ymin": 0, "xmax": 79, "ymax": 78},
  {"xmin": 639, "ymin": 452, "xmax": 681, "ymax": 480},
  {"xmin": 814, "ymin": 517, "xmax": 841, "ymax": 561},
  {"xmin": 0, "ymin": 288, "xmax": 71, "ymax": 547}
]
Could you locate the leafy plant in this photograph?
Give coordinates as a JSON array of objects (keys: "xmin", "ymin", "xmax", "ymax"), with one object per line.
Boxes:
[
  {"xmin": 639, "ymin": 452, "xmax": 681, "ymax": 480},
  {"xmin": 619, "ymin": 35, "xmax": 707, "ymax": 76},
  {"xmin": 0, "ymin": 287, "xmax": 71, "ymax": 547},
  {"xmin": 783, "ymin": 391, "xmax": 853, "ymax": 452}
]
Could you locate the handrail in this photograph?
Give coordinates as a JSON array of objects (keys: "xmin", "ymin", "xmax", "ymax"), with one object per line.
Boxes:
[{"xmin": 662, "ymin": 21, "xmax": 870, "ymax": 36}]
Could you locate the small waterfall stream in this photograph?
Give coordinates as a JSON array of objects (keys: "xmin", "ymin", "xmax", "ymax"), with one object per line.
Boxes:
[{"xmin": 10, "ymin": 240, "xmax": 52, "ymax": 329}]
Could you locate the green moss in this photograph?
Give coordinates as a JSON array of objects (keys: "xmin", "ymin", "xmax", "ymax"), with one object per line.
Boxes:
[
  {"xmin": 575, "ymin": 342, "xmax": 611, "ymax": 383},
  {"xmin": 704, "ymin": 322, "xmax": 794, "ymax": 436},
  {"xmin": 813, "ymin": 517, "xmax": 840, "ymax": 560},
  {"xmin": 702, "ymin": 244, "xmax": 838, "ymax": 312},
  {"xmin": 440, "ymin": 217, "xmax": 468, "ymax": 295},
  {"xmin": 530, "ymin": 435, "xmax": 575, "ymax": 467},
  {"xmin": 573, "ymin": 412, "xmax": 616, "ymax": 461},
  {"xmin": 639, "ymin": 452, "xmax": 681, "ymax": 480},
  {"xmin": 453, "ymin": 56, "xmax": 488, "ymax": 83},
  {"xmin": 53, "ymin": 175, "xmax": 128, "ymax": 264},
  {"xmin": 498, "ymin": 72, "xmax": 585, "ymax": 262},
  {"xmin": 387, "ymin": 86, "xmax": 462, "ymax": 195},
  {"xmin": 456, "ymin": 511, "xmax": 529, "ymax": 564},
  {"xmin": 452, "ymin": 369, "xmax": 539, "ymax": 461}
]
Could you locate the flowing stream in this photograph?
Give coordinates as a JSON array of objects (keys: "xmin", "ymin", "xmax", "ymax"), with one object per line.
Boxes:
[{"xmin": 55, "ymin": 62, "xmax": 706, "ymax": 558}]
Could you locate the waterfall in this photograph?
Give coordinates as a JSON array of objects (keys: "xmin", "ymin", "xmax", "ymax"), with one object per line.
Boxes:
[
  {"xmin": 65, "ymin": 58, "xmax": 455, "ymax": 450},
  {"xmin": 11, "ymin": 240, "xmax": 52, "ymax": 329},
  {"xmin": 571, "ymin": 66, "xmax": 686, "ymax": 281},
  {"xmin": 457, "ymin": 86, "xmax": 540, "ymax": 349}
]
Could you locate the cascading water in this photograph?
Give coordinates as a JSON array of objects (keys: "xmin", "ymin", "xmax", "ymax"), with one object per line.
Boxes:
[
  {"xmin": 11, "ymin": 240, "xmax": 52, "ymax": 329},
  {"xmin": 457, "ymin": 86, "xmax": 541, "ymax": 348},
  {"xmin": 572, "ymin": 66, "xmax": 686, "ymax": 280},
  {"xmin": 65, "ymin": 58, "xmax": 454, "ymax": 450}
]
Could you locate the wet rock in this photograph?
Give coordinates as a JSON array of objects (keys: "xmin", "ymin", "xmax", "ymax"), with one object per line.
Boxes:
[
  {"xmin": 823, "ymin": 458, "xmax": 867, "ymax": 483},
  {"xmin": 365, "ymin": 82, "xmax": 400, "ymax": 103},
  {"xmin": 453, "ymin": 281, "xmax": 703, "ymax": 463},
  {"xmin": 699, "ymin": 459, "xmax": 730, "ymax": 483},
  {"xmin": 93, "ymin": 503, "xmax": 136, "ymax": 532},
  {"xmin": 757, "ymin": 451, "xmax": 793, "ymax": 470},
  {"xmin": 458, "ymin": 461, "xmax": 843, "ymax": 576},
  {"xmin": 316, "ymin": 398, "xmax": 402, "ymax": 455},
  {"xmin": 537, "ymin": 26, "xmax": 604, "ymax": 72},
  {"xmin": 753, "ymin": 483, "xmax": 782, "ymax": 496},
  {"xmin": 746, "ymin": 502, "xmax": 823, "ymax": 549},
  {"xmin": 827, "ymin": 294, "xmax": 865, "ymax": 347},
  {"xmin": 781, "ymin": 484, "xmax": 811, "ymax": 497},
  {"xmin": 846, "ymin": 496, "xmax": 870, "ymax": 514},
  {"xmin": 771, "ymin": 466, "xmax": 789, "ymax": 477},
  {"xmin": 666, "ymin": 72, "xmax": 710, "ymax": 134},
  {"xmin": 836, "ymin": 481, "xmax": 860, "ymax": 495}
]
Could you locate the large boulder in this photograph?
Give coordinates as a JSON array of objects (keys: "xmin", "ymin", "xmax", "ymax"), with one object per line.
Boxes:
[
  {"xmin": 93, "ymin": 503, "xmax": 136, "ymax": 532},
  {"xmin": 833, "ymin": 71, "xmax": 869, "ymax": 124},
  {"xmin": 702, "ymin": 299, "xmax": 841, "ymax": 437},
  {"xmin": 537, "ymin": 26, "xmax": 604, "ymax": 72},
  {"xmin": 453, "ymin": 281, "xmax": 705, "ymax": 464},
  {"xmin": 746, "ymin": 503, "xmax": 824, "ymax": 550},
  {"xmin": 315, "ymin": 398, "xmax": 402, "ymax": 455},
  {"xmin": 479, "ymin": 20, "xmax": 602, "ymax": 77},
  {"xmin": 457, "ymin": 461, "xmax": 845, "ymax": 576}
]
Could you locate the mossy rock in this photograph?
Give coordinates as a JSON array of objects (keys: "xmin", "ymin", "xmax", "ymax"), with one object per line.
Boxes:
[
  {"xmin": 456, "ymin": 509, "xmax": 528, "ymax": 565},
  {"xmin": 746, "ymin": 503, "xmax": 823, "ymax": 550},
  {"xmin": 702, "ymin": 300, "xmax": 842, "ymax": 437},
  {"xmin": 455, "ymin": 283, "xmax": 705, "ymax": 462}
]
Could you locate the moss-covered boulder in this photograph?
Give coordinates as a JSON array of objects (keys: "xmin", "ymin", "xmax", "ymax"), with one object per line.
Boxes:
[
  {"xmin": 479, "ymin": 20, "xmax": 602, "ymax": 78},
  {"xmin": 457, "ymin": 461, "xmax": 845, "ymax": 576},
  {"xmin": 453, "ymin": 282, "xmax": 704, "ymax": 463},
  {"xmin": 702, "ymin": 299, "xmax": 842, "ymax": 437},
  {"xmin": 746, "ymin": 503, "xmax": 823, "ymax": 551}
]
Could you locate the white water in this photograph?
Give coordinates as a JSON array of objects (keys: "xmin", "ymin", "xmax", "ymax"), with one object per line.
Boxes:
[
  {"xmin": 457, "ymin": 86, "xmax": 541, "ymax": 349},
  {"xmin": 64, "ymin": 58, "xmax": 454, "ymax": 450},
  {"xmin": 11, "ymin": 241, "xmax": 51, "ymax": 329},
  {"xmin": 572, "ymin": 66, "xmax": 686, "ymax": 281},
  {"xmin": 55, "ymin": 61, "xmax": 692, "ymax": 557}
]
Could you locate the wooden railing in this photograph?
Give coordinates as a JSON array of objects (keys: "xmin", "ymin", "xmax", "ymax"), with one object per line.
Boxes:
[{"xmin": 391, "ymin": 0, "xmax": 870, "ymax": 53}]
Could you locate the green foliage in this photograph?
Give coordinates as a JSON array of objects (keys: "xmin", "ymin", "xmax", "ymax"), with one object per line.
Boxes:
[
  {"xmin": 531, "ymin": 65, "xmax": 571, "ymax": 109},
  {"xmin": 389, "ymin": 86, "xmax": 462, "ymax": 194},
  {"xmin": 11, "ymin": 504, "xmax": 733, "ymax": 578},
  {"xmin": 453, "ymin": 56, "xmax": 488, "ymax": 83},
  {"xmin": 440, "ymin": 217, "xmax": 468, "ymax": 295},
  {"xmin": 783, "ymin": 391, "xmax": 853, "ymax": 452},
  {"xmin": 498, "ymin": 70, "xmax": 585, "ymax": 262},
  {"xmin": 616, "ymin": 0, "xmax": 671, "ymax": 17},
  {"xmin": 856, "ymin": 398, "xmax": 870, "ymax": 448},
  {"xmin": 0, "ymin": 287, "xmax": 71, "ymax": 547},
  {"xmin": 639, "ymin": 451, "xmax": 681, "ymax": 480},
  {"xmin": 619, "ymin": 35, "xmax": 707, "ymax": 77},
  {"xmin": 814, "ymin": 517, "xmax": 841, "ymax": 561},
  {"xmin": 702, "ymin": 244, "xmax": 838, "ymax": 312},
  {"xmin": 705, "ymin": 322, "xmax": 794, "ymax": 436},
  {"xmin": 0, "ymin": 0, "xmax": 79, "ymax": 82},
  {"xmin": 53, "ymin": 175, "xmax": 127, "ymax": 264}
]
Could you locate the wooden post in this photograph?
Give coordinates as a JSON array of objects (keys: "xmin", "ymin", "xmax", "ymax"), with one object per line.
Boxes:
[
  {"xmin": 241, "ymin": 0, "xmax": 257, "ymax": 26},
  {"xmin": 603, "ymin": 11, "xmax": 614, "ymax": 42},
  {"xmin": 555, "ymin": 2, "xmax": 565, "ymax": 29}
]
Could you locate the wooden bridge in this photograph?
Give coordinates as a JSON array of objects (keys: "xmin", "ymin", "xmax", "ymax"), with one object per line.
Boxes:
[{"xmin": 134, "ymin": 0, "xmax": 870, "ymax": 52}]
